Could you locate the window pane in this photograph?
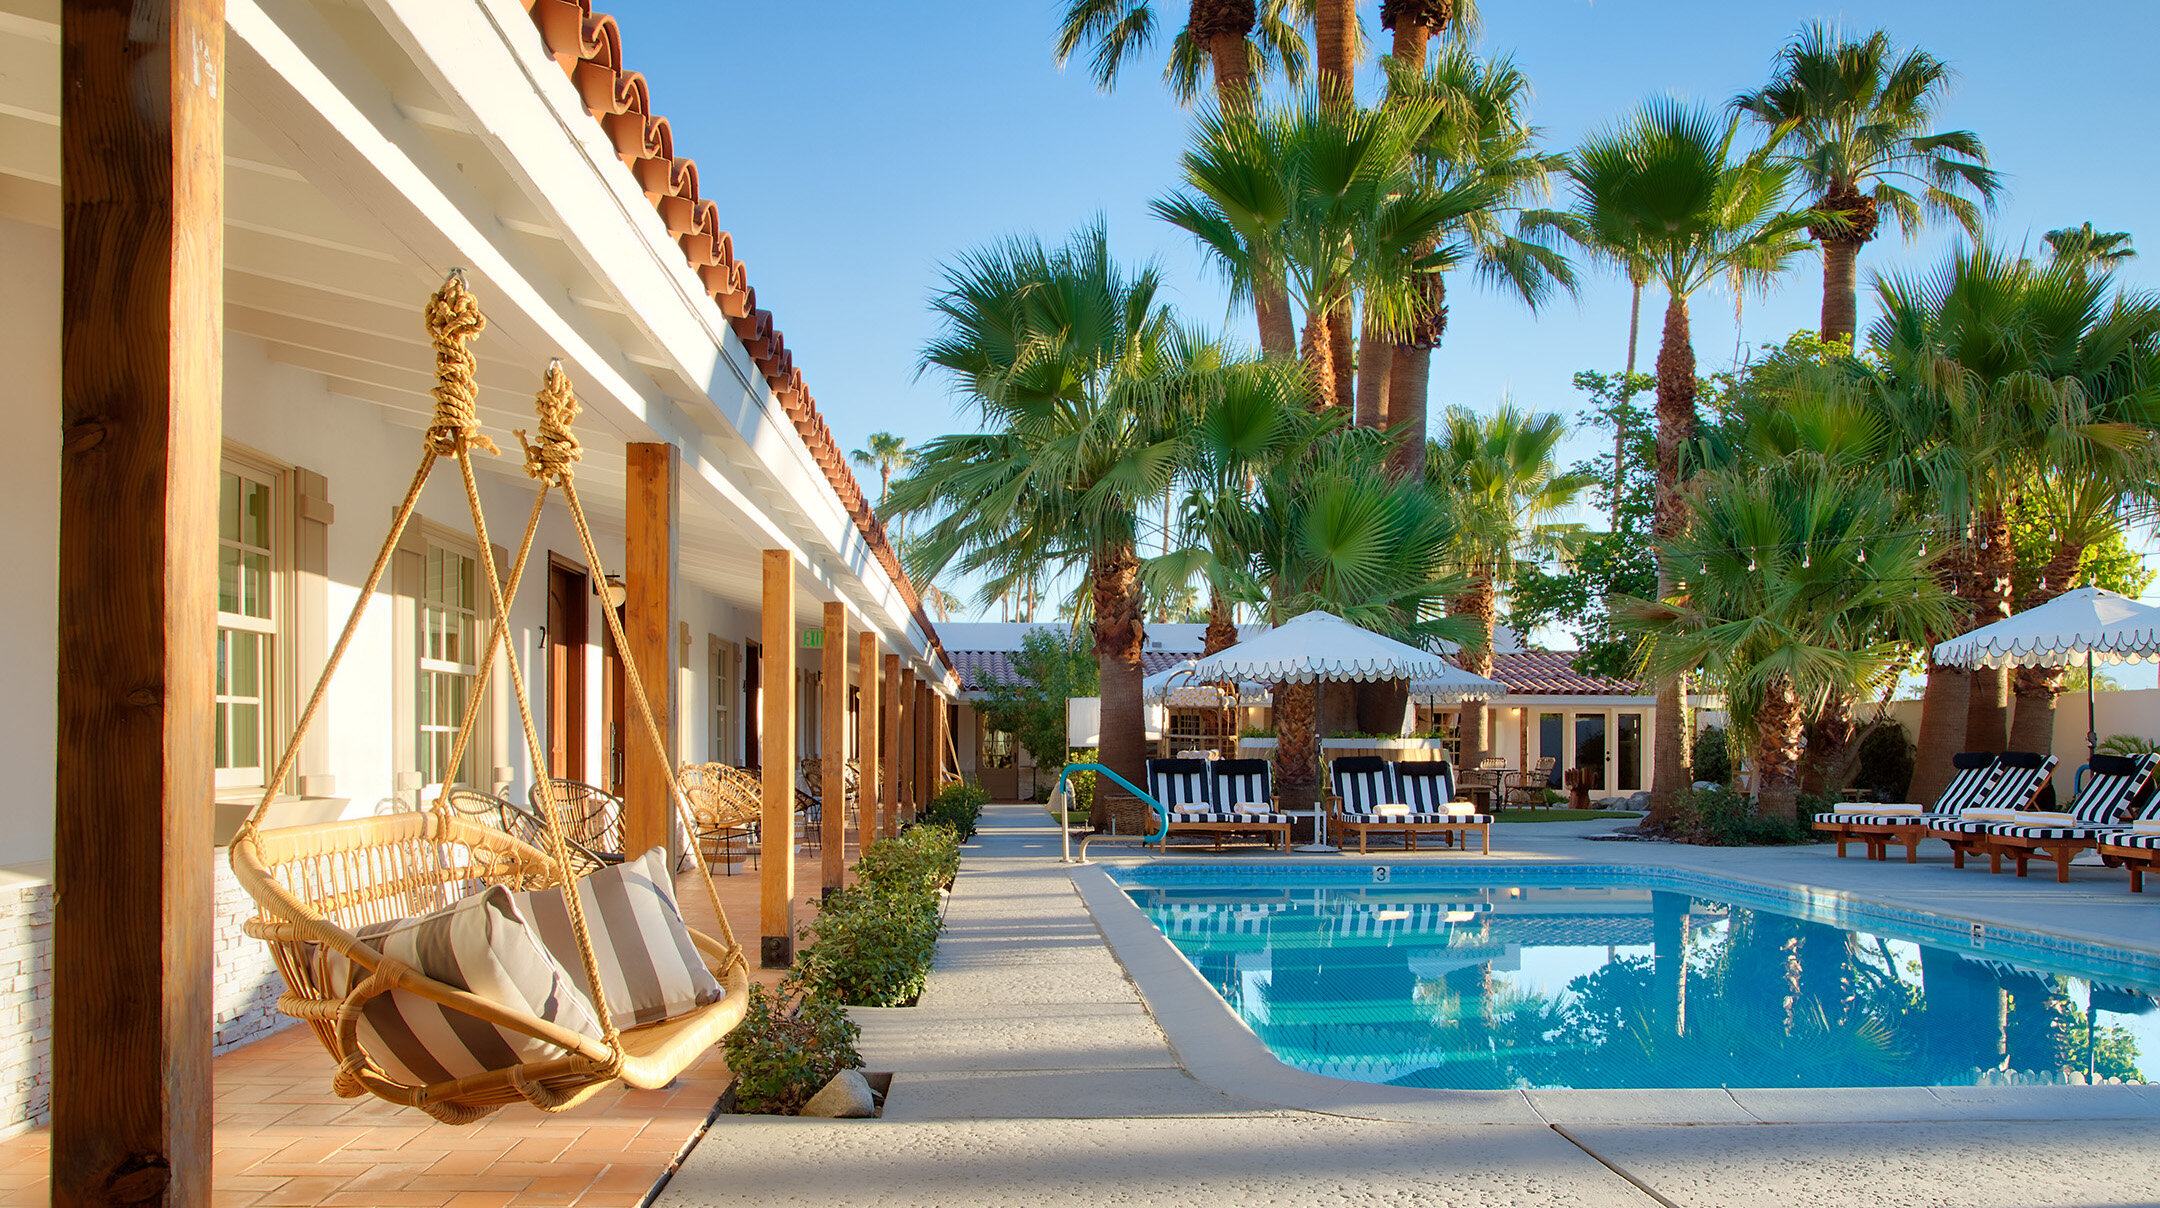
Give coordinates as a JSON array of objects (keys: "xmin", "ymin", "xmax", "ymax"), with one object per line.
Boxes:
[
  {"xmin": 238, "ymin": 477, "xmax": 271, "ymax": 548},
  {"xmin": 229, "ymin": 703, "xmax": 259, "ymax": 768},
  {"xmin": 218, "ymin": 546, "xmax": 242, "ymax": 614},
  {"xmin": 220, "ymin": 473, "xmax": 240, "ymax": 542},
  {"xmin": 1617, "ymin": 713, "xmax": 1643, "ymax": 792},
  {"xmin": 241, "ymin": 550, "xmax": 271, "ymax": 619},
  {"xmin": 1574, "ymin": 714, "xmax": 1607, "ymax": 791}
]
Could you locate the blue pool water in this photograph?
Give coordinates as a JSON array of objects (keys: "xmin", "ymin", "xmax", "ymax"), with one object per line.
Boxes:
[{"xmin": 1119, "ymin": 865, "xmax": 2160, "ymax": 1091}]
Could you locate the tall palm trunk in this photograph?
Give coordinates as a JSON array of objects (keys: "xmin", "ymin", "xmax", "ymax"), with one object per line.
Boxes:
[
  {"xmin": 1448, "ymin": 578, "xmax": 1496, "ymax": 766},
  {"xmin": 1328, "ymin": 307, "xmax": 1357, "ymax": 415},
  {"xmin": 1753, "ymin": 675, "xmax": 1805, "ymax": 822},
  {"xmin": 1964, "ymin": 510, "xmax": 2015, "ymax": 751},
  {"xmin": 1354, "ymin": 312, "xmax": 1392, "ymax": 428},
  {"xmin": 1911, "ymin": 545, "xmax": 1976, "ymax": 805},
  {"xmin": 1301, "ymin": 306, "xmax": 1339, "ymax": 409},
  {"xmin": 1647, "ymin": 293, "xmax": 1697, "ymax": 824},
  {"xmin": 1273, "ymin": 680, "xmax": 1319, "ymax": 810},
  {"xmin": 1090, "ymin": 544, "xmax": 1148, "ymax": 831},
  {"xmin": 1616, "ymin": 279, "xmax": 1642, "ymax": 527},
  {"xmin": 1798, "ymin": 694, "xmax": 1860, "ymax": 797},
  {"xmin": 1205, "ymin": 31, "xmax": 1253, "ymax": 111},
  {"xmin": 1254, "ymin": 263, "xmax": 1298, "ymax": 360},
  {"xmin": 1204, "ymin": 590, "xmax": 1239, "ymax": 655},
  {"xmin": 1386, "ymin": 272, "xmax": 1444, "ymax": 480},
  {"xmin": 1820, "ymin": 238, "xmax": 1864, "ymax": 348},
  {"xmin": 1383, "ymin": 0, "xmax": 1444, "ymax": 65},
  {"xmin": 2009, "ymin": 537, "xmax": 2089, "ymax": 757},
  {"xmin": 1313, "ymin": 0, "xmax": 1355, "ymax": 104}
]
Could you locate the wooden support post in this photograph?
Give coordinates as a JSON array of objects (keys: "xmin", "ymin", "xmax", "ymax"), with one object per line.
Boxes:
[
  {"xmin": 820, "ymin": 603, "xmax": 846, "ymax": 896},
  {"xmin": 759, "ymin": 550, "xmax": 796, "ymax": 967},
  {"xmin": 56, "ymin": 3, "xmax": 222, "ymax": 1204},
  {"xmin": 624, "ymin": 443, "xmax": 677, "ymax": 861},
  {"xmin": 897, "ymin": 668, "xmax": 916, "ymax": 826},
  {"xmin": 881, "ymin": 654, "xmax": 900, "ymax": 840},
  {"xmin": 933, "ymin": 684, "xmax": 950, "ymax": 794},
  {"xmin": 919, "ymin": 680, "xmax": 936, "ymax": 807},
  {"xmin": 858, "ymin": 634, "xmax": 880, "ymax": 850}
]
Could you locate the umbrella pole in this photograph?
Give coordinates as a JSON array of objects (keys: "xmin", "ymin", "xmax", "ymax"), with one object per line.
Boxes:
[{"xmin": 2088, "ymin": 655, "xmax": 2098, "ymax": 767}]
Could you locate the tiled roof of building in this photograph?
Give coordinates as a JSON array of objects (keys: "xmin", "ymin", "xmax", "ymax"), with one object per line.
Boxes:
[
  {"xmin": 521, "ymin": 0, "xmax": 949, "ymax": 681},
  {"xmin": 1490, "ymin": 652, "xmax": 1643, "ymax": 696},
  {"xmin": 949, "ymin": 647, "xmax": 1642, "ymax": 697}
]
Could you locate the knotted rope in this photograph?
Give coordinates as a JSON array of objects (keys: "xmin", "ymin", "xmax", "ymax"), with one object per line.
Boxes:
[
  {"xmin": 424, "ymin": 273, "xmax": 499, "ymax": 457},
  {"xmin": 517, "ymin": 361, "xmax": 583, "ymax": 485}
]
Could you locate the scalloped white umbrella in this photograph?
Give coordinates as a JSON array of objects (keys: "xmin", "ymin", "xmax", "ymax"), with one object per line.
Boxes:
[
  {"xmin": 1141, "ymin": 659, "xmax": 1271, "ymax": 706},
  {"xmin": 1408, "ymin": 663, "xmax": 1508, "ymax": 703},
  {"xmin": 1932, "ymin": 586, "xmax": 2160, "ymax": 763}
]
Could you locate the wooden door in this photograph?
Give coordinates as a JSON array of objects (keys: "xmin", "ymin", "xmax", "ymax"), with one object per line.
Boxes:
[
  {"xmin": 546, "ymin": 559, "xmax": 588, "ymax": 782},
  {"xmin": 744, "ymin": 640, "xmax": 762, "ymax": 769},
  {"xmin": 602, "ymin": 603, "xmax": 627, "ymax": 794}
]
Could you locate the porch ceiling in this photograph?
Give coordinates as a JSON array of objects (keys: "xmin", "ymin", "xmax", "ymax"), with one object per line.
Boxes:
[{"xmin": 0, "ymin": 0, "xmax": 826, "ymax": 623}]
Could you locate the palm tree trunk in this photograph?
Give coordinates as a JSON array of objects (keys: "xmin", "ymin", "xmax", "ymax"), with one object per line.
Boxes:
[
  {"xmin": 1617, "ymin": 280, "xmax": 1641, "ymax": 528},
  {"xmin": 1798, "ymin": 694, "xmax": 1859, "ymax": 797},
  {"xmin": 1449, "ymin": 577, "xmax": 1496, "ymax": 766},
  {"xmin": 1204, "ymin": 590, "xmax": 1238, "ymax": 656},
  {"xmin": 1206, "ymin": 28, "xmax": 1253, "ymax": 112},
  {"xmin": 1090, "ymin": 544, "xmax": 1148, "ymax": 831},
  {"xmin": 2010, "ymin": 537, "xmax": 2089, "ymax": 757},
  {"xmin": 1911, "ymin": 540, "xmax": 1976, "ymax": 803},
  {"xmin": 1254, "ymin": 258, "xmax": 1298, "ymax": 360},
  {"xmin": 1329, "ymin": 306, "xmax": 1357, "ymax": 416},
  {"xmin": 1647, "ymin": 293, "xmax": 1697, "ymax": 824},
  {"xmin": 1273, "ymin": 680, "xmax": 1319, "ymax": 810},
  {"xmin": 1313, "ymin": 0, "xmax": 1355, "ymax": 104},
  {"xmin": 1820, "ymin": 238, "xmax": 1863, "ymax": 348},
  {"xmin": 1964, "ymin": 511, "xmax": 2015, "ymax": 751},
  {"xmin": 1354, "ymin": 312, "xmax": 1392, "ymax": 428},
  {"xmin": 1754, "ymin": 676, "xmax": 1804, "ymax": 823},
  {"xmin": 1385, "ymin": 345, "xmax": 1430, "ymax": 479},
  {"xmin": 1301, "ymin": 306, "xmax": 1338, "ymax": 409}
]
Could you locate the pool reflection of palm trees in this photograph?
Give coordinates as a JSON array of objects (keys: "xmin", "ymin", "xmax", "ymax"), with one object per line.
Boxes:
[{"xmin": 1133, "ymin": 888, "xmax": 2149, "ymax": 1089}]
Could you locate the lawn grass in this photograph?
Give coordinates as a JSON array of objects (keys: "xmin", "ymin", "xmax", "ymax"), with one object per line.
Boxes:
[{"xmin": 1491, "ymin": 808, "xmax": 1640, "ymax": 823}]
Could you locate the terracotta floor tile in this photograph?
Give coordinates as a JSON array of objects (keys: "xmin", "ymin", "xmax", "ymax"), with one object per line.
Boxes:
[
  {"xmin": 256, "ymin": 1176, "xmax": 358, "ymax": 1206},
  {"xmin": 441, "ymin": 1193, "xmax": 517, "ymax": 1208}
]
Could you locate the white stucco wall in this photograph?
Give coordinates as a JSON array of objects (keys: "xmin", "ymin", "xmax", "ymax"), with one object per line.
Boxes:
[{"xmin": 0, "ymin": 216, "xmax": 58, "ymax": 869}]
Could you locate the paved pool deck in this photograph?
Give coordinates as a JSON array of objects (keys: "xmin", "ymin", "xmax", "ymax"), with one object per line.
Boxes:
[{"xmin": 659, "ymin": 804, "xmax": 2160, "ymax": 1208}]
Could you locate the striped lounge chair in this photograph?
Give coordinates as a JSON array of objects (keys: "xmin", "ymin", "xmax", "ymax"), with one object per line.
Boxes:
[
  {"xmin": 1982, "ymin": 752, "xmax": 2160, "ymax": 882},
  {"xmin": 1813, "ymin": 752, "xmax": 2000, "ymax": 862},
  {"xmin": 1145, "ymin": 758, "xmax": 1289, "ymax": 851},
  {"xmin": 1925, "ymin": 751, "xmax": 2059, "ymax": 870},
  {"xmin": 1329, "ymin": 756, "xmax": 1406, "ymax": 853},
  {"xmin": 1209, "ymin": 759, "xmax": 1294, "ymax": 850},
  {"xmin": 1396, "ymin": 761, "xmax": 1492, "ymax": 854}
]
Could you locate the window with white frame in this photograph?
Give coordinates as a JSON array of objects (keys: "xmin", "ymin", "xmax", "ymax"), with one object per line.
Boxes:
[
  {"xmin": 215, "ymin": 462, "xmax": 279, "ymax": 789},
  {"xmin": 417, "ymin": 540, "xmax": 484, "ymax": 789},
  {"xmin": 710, "ymin": 638, "xmax": 738, "ymax": 765}
]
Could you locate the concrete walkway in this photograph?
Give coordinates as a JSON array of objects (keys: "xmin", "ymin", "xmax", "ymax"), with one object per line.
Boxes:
[{"xmin": 659, "ymin": 805, "xmax": 2160, "ymax": 1208}]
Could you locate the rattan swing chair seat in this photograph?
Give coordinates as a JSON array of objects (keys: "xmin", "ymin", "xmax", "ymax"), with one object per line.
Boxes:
[{"xmin": 229, "ymin": 275, "xmax": 748, "ymax": 1124}]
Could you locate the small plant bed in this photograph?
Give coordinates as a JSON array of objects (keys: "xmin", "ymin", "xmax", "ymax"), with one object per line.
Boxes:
[
  {"xmin": 926, "ymin": 781, "xmax": 988, "ymax": 841},
  {"xmin": 1491, "ymin": 808, "xmax": 1641, "ymax": 823}
]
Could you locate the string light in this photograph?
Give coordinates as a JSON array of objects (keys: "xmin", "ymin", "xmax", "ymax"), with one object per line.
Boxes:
[
  {"xmin": 1857, "ymin": 550, "xmax": 1867, "ymax": 563},
  {"xmin": 1802, "ymin": 552, "xmax": 1811, "ymax": 569},
  {"xmin": 1747, "ymin": 557, "xmax": 1758, "ymax": 572}
]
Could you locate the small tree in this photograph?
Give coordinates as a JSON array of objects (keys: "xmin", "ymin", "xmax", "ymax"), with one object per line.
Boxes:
[{"xmin": 975, "ymin": 629, "xmax": 1100, "ymax": 774}]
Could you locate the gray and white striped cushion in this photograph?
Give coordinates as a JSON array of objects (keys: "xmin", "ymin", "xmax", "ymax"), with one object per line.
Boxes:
[
  {"xmin": 314, "ymin": 885, "xmax": 606, "ymax": 1089},
  {"xmin": 514, "ymin": 846, "xmax": 724, "ymax": 1029},
  {"xmin": 1211, "ymin": 761, "xmax": 1274, "ymax": 812}
]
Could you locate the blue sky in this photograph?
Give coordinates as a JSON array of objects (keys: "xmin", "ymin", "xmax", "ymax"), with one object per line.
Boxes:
[{"xmin": 609, "ymin": 1, "xmax": 2160, "ymax": 623}]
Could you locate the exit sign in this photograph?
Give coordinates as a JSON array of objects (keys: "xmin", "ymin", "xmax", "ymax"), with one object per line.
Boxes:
[{"xmin": 800, "ymin": 628, "xmax": 823, "ymax": 649}]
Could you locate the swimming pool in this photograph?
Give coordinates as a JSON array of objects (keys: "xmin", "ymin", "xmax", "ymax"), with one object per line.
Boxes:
[{"xmin": 1118, "ymin": 864, "xmax": 2160, "ymax": 1092}]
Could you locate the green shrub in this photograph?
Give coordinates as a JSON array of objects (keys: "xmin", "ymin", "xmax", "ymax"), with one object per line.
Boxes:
[
  {"xmin": 858, "ymin": 823, "xmax": 961, "ymax": 897},
  {"xmin": 722, "ymin": 978, "xmax": 863, "ymax": 1115},
  {"xmin": 1852, "ymin": 720, "xmax": 1917, "ymax": 801},
  {"xmin": 1693, "ymin": 725, "xmax": 1732, "ymax": 785},
  {"xmin": 2100, "ymin": 733, "xmax": 2160, "ymax": 757},
  {"xmin": 795, "ymin": 884, "xmax": 942, "ymax": 1007},
  {"xmin": 925, "ymin": 781, "xmax": 988, "ymax": 842},
  {"xmin": 1062, "ymin": 748, "xmax": 1097, "ymax": 819},
  {"xmin": 1667, "ymin": 786, "xmax": 1822, "ymax": 846}
]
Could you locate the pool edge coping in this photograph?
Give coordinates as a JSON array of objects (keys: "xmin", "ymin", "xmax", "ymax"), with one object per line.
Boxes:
[{"xmin": 1068, "ymin": 861, "xmax": 2160, "ymax": 1126}]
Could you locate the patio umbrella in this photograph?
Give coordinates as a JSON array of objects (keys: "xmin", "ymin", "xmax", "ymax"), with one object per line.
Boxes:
[
  {"xmin": 1407, "ymin": 663, "xmax": 1509, "ymax": 703},
  {"xmin": 1930, "ymin": 586, "xmax": 2160, "ymax": 764},
  {"xmin": 1190, "ymin": 610, "xmax": 1456, "ymax": 851},
  {"xmin": 1141, "ymin": 659, "xmax": 1271, "ymax": 706}
]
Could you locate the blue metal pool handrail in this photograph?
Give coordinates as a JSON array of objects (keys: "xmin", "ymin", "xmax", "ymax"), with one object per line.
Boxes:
[{"xmin": 1052, "ymin": 762, "xmax": 1169, "ymax": 862}]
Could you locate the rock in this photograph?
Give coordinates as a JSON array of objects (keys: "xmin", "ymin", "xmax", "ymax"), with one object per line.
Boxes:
[
  {"xmin": 1628, "ymin": 791, "xmax": 1652, "ymax": 809},
  {"xmin": 1691, "ymin": 781, "xmax": 1721, "ymax": 791},
  {"xmin": 801, "ymin": 1069, "xmax": 878, "ymax": 1118}
]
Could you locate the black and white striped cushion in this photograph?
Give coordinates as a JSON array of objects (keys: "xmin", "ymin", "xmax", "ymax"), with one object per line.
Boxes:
[
  {"xmin": 1148, "ymin": 759, "xmax": 1215, "ymax": 814},
  {"xmin": 1395, "ymin": 763, "xmax": 1457, "ymax": 813},
  {"xmin": 1167, "ymin": 809, "xmax": 1292, "ymax": 824},
  {"xmin": 1211, "ymin": 760, "xmax": 1275, "ymax": 812},
  {"xmin": 1829, "ymin": 754, "xmax": 2001, "ymax": 827},
  {"xmin": 513, "ymin": 846, "xmax": 723, "ymax": 1030},
  {"xmin": 1990, "ymin": 753, "xmax": 2160, "ymax": 841},
  {"xmin": 1330, "ymin": 758, "xmax": 1395, "ymax": 817},
  {"xmin": 2103, "ymin": 830, "xmax": 2160, "ymax": 851},
  {"xmin": 314, "ymin": 885, "xmax": 606, "ymax": 1088},
  {"xmin": 1972, "ymin": 753, "xmax": 2058, "ymax": 814}
]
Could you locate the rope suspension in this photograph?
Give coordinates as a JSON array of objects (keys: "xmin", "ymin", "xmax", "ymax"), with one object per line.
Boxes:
[
  {"xmin": 423, "ymin": 272, "xmax": 499, "ymax": 458},
  {"xmin": 518, "ymin": 361, "xmax": 583, "ymax": 486}
]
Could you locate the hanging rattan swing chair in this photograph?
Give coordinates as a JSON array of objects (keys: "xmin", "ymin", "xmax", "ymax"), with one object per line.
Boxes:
[{"xmin": 229, "ymin": 274, "xmax": 749, "ymax": 1124}]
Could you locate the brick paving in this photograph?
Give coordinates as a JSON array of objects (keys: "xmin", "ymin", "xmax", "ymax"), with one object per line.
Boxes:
[{"xmin": 0, "ymin": 840, "xmax": 850, "ymax": 1208}]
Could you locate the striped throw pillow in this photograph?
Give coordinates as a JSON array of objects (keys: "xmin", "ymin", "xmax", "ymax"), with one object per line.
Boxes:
[
  {"xmin": 314, "ymin": 885, "xmax": 606, "ymax": 1089},
  {"xmin": 515, "ymin": 846, "xmax": 724, "ymax": 1029}
]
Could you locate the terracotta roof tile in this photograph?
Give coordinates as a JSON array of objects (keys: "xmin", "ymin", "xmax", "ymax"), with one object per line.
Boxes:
[
  {"xmin": 1490, "ymin": 652, "xmax": 1643, "ymax": 696},
  {"xmin": 953, "ymin": 649, "xmax": 1192, "ymax": 694},
  {"xmin": 521, "ymin": 0, "xmax": 951, "ymax": 684}
]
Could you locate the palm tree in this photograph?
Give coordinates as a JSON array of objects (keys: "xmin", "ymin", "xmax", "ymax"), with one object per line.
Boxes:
[
  {"xmin": 1864, "ymin": 249, "xmax": 2160, "ymax": 797},
  {"xmin": 1055, "ymin": 0, "xmax": 1307, "ymax": 111},
  {"xmin": 1620, "ymin": 405, "xmax": 1953, "ymax": 820},
  {"xmin": 1551, "ymin": 99, "xmax": 1815, "ymax": 821},
  {"xmin": 1732, "ymin": 23, "xmax": 2000, "ymax": 347},
  {"xmin": 1382, "ymin": 47, "xmax": 1573, "ymax": 478},
  {"xmin": 1381, "ymin": 0, "xmax": 1478, "ymax": 67},
  {"xmin": 889, "ymin": 222, "xmax": 1203, "ymax": 830},
  {"xmin": 2044, "ymin": 223, "xmax": 2137, "ymax": 274},
  {"xmin": 849, "ymin": 432, "xmax": 913, "ymax": 506},
  {"xmin": 1219, "ymin": 424, "xmax": 1471, "ymax": 802},
  {"xmin": 1425, "ymin": 404, "xmax": 1594, "ymax": 765}
]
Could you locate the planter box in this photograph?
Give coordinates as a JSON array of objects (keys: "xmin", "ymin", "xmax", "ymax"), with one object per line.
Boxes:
[{"xmin": 719, "ymin": 1070, "xmax": 894, "ymax": 1118}]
